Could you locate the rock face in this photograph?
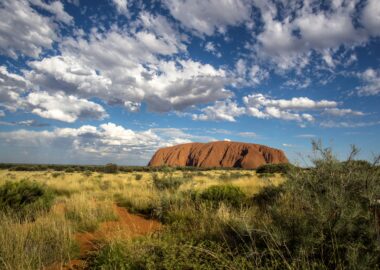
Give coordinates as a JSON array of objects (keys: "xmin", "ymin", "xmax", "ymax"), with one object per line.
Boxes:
[{"xmin": 148, "ymin": 141, "xmax": 289, "ymax": 169}]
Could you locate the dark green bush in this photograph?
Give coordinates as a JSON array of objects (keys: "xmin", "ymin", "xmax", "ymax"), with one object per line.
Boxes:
[
  {"xmin": 85, "ymin": 239, "xmax": 226, "ymax": 270},
  {"xmin": 251, "ymin": 184, "xmax": 284, "ymax": 208},
  {"xmin": 341, "ymin": 159, "xmax": 373, "ymax": 171},
  {"xmin": 0, "ymin": 180, "xmax": 55, "ymax": 220},
  {"xmin": 82, "ymin": 170, "xmax": 93, "ymax": 177},
  {"xmin": 51, "ymin": 172, "xmax": 63, "ymax": 178},
  {"xmin": 104, "ymin": 163, "xmax": 118, "ymax": 173},
  {"xmin": 64, "ymin": 167, "xmax": 75, "ymax": 173},
  {"xmin": 219, "ymin": 172, "xmax": 251, "ymax": 181},
  {"xmin": 252, "ymin": 143, "xmax": 380, "ymax": 269},
  {"xmin": 134, "ymin": 174, "xmax": 143, "ymax": 180},
  {"xmin": 153, "ymin": 176, "xmax": 187, "ymax": 191},
  {"xmin": 114, "ymin": 194, "xmax": 156, "ymax": 218},
  {"xmin": 151, "ymin": 171, "xmax": 190, "ymax": 191},
  {"xmin": 256, "ymin": 163, "xmax": 292, "ymax": 174},
  {"xmin": 199, "ymin": 185, "xmax": 245, "ymax": 207}
]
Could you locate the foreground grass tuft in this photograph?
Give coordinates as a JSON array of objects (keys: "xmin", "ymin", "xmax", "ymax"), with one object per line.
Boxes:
[{"xmin": 0, "ymin": 180, "xmax": 55, "ymax": 220}]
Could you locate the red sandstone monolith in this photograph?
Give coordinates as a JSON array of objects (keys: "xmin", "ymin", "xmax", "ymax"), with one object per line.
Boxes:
[{"xmin": 148, "ymin": 141, "xmax": 288, "ymax": 169}]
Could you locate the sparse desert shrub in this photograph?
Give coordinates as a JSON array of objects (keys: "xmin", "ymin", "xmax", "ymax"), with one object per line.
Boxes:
[
  {"xmin": 199, "ymin": 185, "xmax": 245, "ymax": 208},
  {"xmin": 218, "ymin": 172, "xmax": 230, "ymax": 180},
  {"xmin": 0, "ymin": 180, "xmax": 55, "ymax": 220},
  {"xmin": 182, "ymin": 171, "xmax": 194, "ymax": 180},
  {"xmin": 251, "ymin": 142, "xmax": 380, "ymax": 269},
  {"xmin": 82, "ymin": 170, "xmax": 93, "ymax": 177},
  {"xmin": 104, "ymin": 163, "xmax": 118, "ymax": 173},
  {"xmin": 134, "ymin": 174, "xmax": 143, "ymax": 180},
  {"xmin": 12, "ymin": 165, "xmax": 30, "ymax": 171},
  {"xmin": 219, "ymin": 172, "xmax": 251, "ymax": 181},
  {"xmin": 195, "ymin": 171, "xmax": 206, "ymax": 176},
  {"xmin": 86, "ymin": 240, "xmax": 130, "ymax": 269},
  {"xmin": 153, "ymin": 177, "xmax": 185, "ymax": 190},
  {"xmin": 257, "ymin": 172, "xmax": 275, "ymax": 178},
  {"xmin": 51, "ymin": 172, "xmax": 63, "ymax": 178},
  {"xmin": 99, "ymin": 180, "xmax": 112, "ymax": 190},
  {"xmin": 86, "ymin": 238, "xmax": 228, "ymax": 270},
  {"xmin": 251, "ymin": 184, "xmax": 284, "ymax": 208},
  {"xmin": 256, "ymin": 163, "xmax": 292, "ymax": 174},
  {"xmin": 64, "ymin": 167, "xmax": 75, "ymax": 173},
  {"xmin": 152, "ymin": 173, "xmax": 189, "ymax": 191},
  {"xmin": 115, "ymin": 194, "xmax": 156, "ymax": 217}
]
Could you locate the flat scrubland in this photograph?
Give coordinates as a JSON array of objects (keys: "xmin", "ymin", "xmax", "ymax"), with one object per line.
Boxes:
[{"xmin": 1, "ymin": 144, "xmax": 380, "ymax": 269}]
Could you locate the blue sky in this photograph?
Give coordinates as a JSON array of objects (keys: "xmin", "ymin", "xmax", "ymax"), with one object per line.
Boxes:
[{"xmin": 0, "ymin": 0, "xmax": 379, "ymax": 165}]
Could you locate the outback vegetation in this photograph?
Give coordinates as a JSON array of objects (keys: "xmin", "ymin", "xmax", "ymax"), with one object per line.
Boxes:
[{"xmin": 0, "ymin": 143, "xmax": 379, "ymax": 269}]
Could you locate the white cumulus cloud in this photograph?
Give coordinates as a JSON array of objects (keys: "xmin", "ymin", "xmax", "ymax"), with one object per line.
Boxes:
[
  {"xmin": 0, "ymin": 0, "xmax": 57, "ymax": 58},
  {"xmin": 163, "ymin": 0, "xmax": 251, "ymax": 36},
  {"xmin": 27, "ymin": 92, "xmax": 108, "ymax": 123},
  {"xmin": 192, "ymin": 99, "xmax": 245, "ymax": 122}
]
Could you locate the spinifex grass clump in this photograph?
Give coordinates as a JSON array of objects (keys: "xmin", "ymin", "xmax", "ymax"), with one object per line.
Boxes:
[
  {"xmin": 152, "ymin": 171, "xmax": 189, "ymax": 191},
  {"xmin": 198, "ymin": 185, "xmax": 245, "ymax": 208},
  {"xmin": 256, "ymin": 163, "xmax": 293, "ymax": 174},
  {"xmin": 0, "ymin": 180, "xmax": 55, "ymax": 220}
]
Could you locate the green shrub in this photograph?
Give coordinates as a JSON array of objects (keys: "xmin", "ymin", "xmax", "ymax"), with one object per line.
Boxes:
[
  {"xmin": 251, "ymin": 184, "xmax": 284, "ymax": 208},
  {"xmin": 153, "ymin": 177, "xmax": 186, "ymax": 191},
  {"xmin": 134, "ymin": 174, "xmax": 143, "ymax": 180},
  {"xmin": 182, "ymin": 171, "xmax": 194, "ymax": 180},
  {"xmin": 252, "ymin": 142, "xmax": 380, "ymax": 269},
  {"xmin": 86, "ymin": 241, "xmax": 129, "ymax": 269},
  {"xmin": 257, "ymin": 172, "xmax": 275, "ymax": 178},
  {"xmin": 64, "ymin": 167, "xmax": 75, "ymax": 173},
  {"xmin": 219, "ymin": 172, "xmax": 251, "ymax": 181},
  {"xmin": 86, "ymin": 239, "xmax": 228, "ymax": 270},
  {"xmin": 256, "ymin": 163, "xmax": 292, "ymax": 174},
  {"xmin": 115, "ymin": 195, "xmax": 156, "ymax": 217},
  {"xmin": 199, "ymin": 185, "xmax": 245, "ymax": 207},
  {"xmin": 51, "ymin": 172, "xmax": 63, "ymax": 178},
  {"xmin": 341, "ymin": 159, "xmax": 373, "ymax": 171},
  {"xmin": 0, "ymin": 180, "xmax": 55, "ymax": 220},
  {"xmin": 82, "ymin": 170, "xmax": 93, "ymax": 177},
  {"xmin": 104, "ymin": 163, "xmax": 118, "ymax": 173},
  {"xmin": 152, "ymin": 173, "xmax": 189, "ymax": 191}
]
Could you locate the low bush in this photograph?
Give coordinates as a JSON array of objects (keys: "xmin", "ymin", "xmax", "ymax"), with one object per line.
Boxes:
[
  {"xmin": 64, "ymin": 167, "xmax": 75, "ymax": 173},
  {"xmin": 251, "ymin": 142, "xmax": 380, "ymax": 269},
  {"xmin": 104, "ymin": 163, "xmax": 118, "ymax": 174},
  {"xmin": 82, "ymin": 170, "xmax": 93, "ymax": 177},
  {"xmin": 86, "ymin": 238, "xmax": 229, "ymax": 270},
  {"xmin": 0, "ymin": 180, "xmax": 55, "ymax": 220},
  {"xmin": 152, "ymin": 173, "xmax": 189, "ymax": 191},
  {"xmin": 251, "ymin": 184, "xmax": 284, "ymax": 208},
  {"xmin": 114, "ymin": 194, "xmax": 156, "ymax": 217},
  {"xmin": 198, "ymin": 185, "xmax": 245, "ymax": 208},
  {"xmin": 219, "ymin": 172, "xmax": 252, "ymax": 181},
  {"xmin": 153, "ymin": 177, "xmax": 186, "ymax": 190},
  {"xmin": 134, "ymin": 174, "xmax": 143, "ymax": 180},
  {"xmin": 51, "ymin": 172, "xmax": 63, "ymax": 178},
  {"xmin": 256, "ymin": 163, "xmax": 292, "ymax": 174}
]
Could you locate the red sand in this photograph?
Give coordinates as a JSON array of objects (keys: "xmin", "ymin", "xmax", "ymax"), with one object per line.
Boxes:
[{"xmin": 45, "ymin": 204, "xmax": 161, "ymax": 270}]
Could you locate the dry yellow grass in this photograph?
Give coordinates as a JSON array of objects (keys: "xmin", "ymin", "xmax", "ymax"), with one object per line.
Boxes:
[
  {"xmin": 0, "ymin": 169, "xmax": 283, "ymax": 199},
  {"xmin": 0, "ymin": 169, "xmax": 285, "ymax": 269}
]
